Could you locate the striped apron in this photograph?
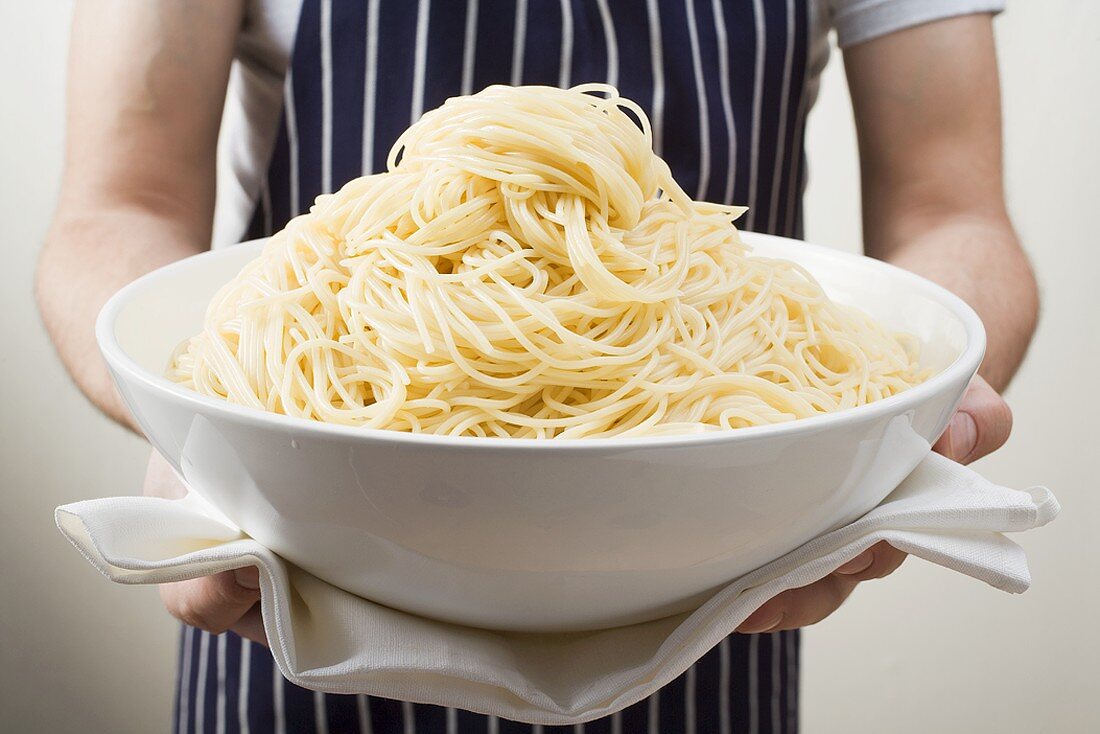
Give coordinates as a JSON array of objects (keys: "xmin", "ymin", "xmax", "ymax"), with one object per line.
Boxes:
[{"xmin": 181, "ymin": 1, "xmax": 812, "ymax": 731}]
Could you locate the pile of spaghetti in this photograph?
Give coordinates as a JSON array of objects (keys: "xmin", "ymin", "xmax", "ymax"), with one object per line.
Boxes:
[{"xmin": 170, "ymin": 84, "xmax": 926, "ymax": 438}]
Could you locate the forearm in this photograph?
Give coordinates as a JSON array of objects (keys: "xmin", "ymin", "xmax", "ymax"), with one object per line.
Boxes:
[
  {"xmin": 871, "ymin": 213, "xmax": 1037, "ymax": 391},
  {"xmin": 843, "ymin": 15, "xmax": 1037, "ymax": 391},
  {"xmin": 36, "ymin": 202, "xmax": 206, "ymax": 430}
]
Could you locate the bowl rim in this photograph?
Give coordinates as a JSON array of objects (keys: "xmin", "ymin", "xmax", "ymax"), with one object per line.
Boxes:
[{"xmin": 96, "ymin": 232, "xmax": 986, "ymax": 450}]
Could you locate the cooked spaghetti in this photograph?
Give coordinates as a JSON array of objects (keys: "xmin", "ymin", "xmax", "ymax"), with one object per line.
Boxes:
[{"xmin": 169, "ymin": 84, "xmax": 926, "ymax": 438}]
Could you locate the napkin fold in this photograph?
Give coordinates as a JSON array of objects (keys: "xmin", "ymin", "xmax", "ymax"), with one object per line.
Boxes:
[{"xmin": 56, "ymin": 453, "xmax": 1057, "ymax": 726}]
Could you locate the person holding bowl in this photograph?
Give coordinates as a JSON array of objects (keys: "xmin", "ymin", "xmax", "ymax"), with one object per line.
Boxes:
[{"xmin": 37, "ymin": 1, "xmax": 1033, "ymax": 731}]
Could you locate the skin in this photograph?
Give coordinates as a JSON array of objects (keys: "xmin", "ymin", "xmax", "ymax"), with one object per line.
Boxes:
[
  {"xmin": 38, "ymin": 3, "xmax": 1036, "ymax": 646},
  {"xmin": 738, "ymin": 15, "xmax": 1034, "ymax": 634}
]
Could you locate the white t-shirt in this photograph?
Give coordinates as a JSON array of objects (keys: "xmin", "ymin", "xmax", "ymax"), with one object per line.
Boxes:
[{"xmin": 212, "ymin": 0, "xmax": 1004, "ymax": 247}]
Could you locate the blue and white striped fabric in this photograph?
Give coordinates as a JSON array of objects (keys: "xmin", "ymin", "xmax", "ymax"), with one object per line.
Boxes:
[
  {"xmin": 244, "ymin": 0, "xmax": 812, "ymax": 243},
  {"xmin": 176, "ymin": 627, "xmax": 799, "ymax": 733}
]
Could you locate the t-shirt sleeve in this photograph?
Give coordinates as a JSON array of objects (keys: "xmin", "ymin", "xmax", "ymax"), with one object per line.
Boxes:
[{"xmin": 827, "ymin": 0, "xmax": 1006, "ymax": 49}]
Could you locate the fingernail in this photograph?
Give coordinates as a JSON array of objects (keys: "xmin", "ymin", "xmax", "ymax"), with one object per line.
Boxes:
[
  {"xmin": 948, "ymin": 411, "xmax": 978, "ymax": 462},
  {"xmin": 835, "ymin": 550, "xmax": 875, "ymax": 576},
  {"xmin": 234, "ymin": 567, "xmax": 260, "ymax": 590},
  {"xmin": 738, "ymin": 611, "xmax": 785, "ymax": 634}
]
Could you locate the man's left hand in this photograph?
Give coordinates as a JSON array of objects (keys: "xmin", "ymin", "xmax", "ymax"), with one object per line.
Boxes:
[{"xmin": 736, "ymin": 374, "xmax": 1012, "ymax": 634}]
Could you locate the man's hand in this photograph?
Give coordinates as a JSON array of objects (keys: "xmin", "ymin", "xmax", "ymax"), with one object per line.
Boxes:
[
  {"xmin": 932, "ymin": 374, "xmax": 1012, "ymax": 464},
  {"xmin": 145, "ymin": 453, "xmax": 268, "ymax": 645},
  {"xmin": 736, "ymin": 540, "xmax": 907, "ymax": 633},
  {"xmin": 737, "ymin": 375, "xmax": 1013, "ymax": 633}
]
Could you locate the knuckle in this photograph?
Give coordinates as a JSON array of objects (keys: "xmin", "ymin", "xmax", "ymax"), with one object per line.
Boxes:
[
  {"xmin": 159, "ymin": 584, "xmax": 193, "ymax": 625},
  {"xmin": 159, "ymin": 580, "xmax": 231, "ymax": 634},
  {"xmin": 175, "ymin": 598, "xmax": 208, "ymax": 631},
  {"xmin": 214, "ymin": 572, "xmax": 258, "ymax": 606},
  {"xmin": 207, "ymin": 576, "xmax": 237, "ymax": 606}
]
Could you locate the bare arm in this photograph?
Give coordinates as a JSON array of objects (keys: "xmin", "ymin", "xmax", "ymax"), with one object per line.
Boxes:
[
  {"xmin": 845, "ymin": 14, "xmax": 1038, "ymax": 392},
  {"xmin": 741, "ymin": 14, "xmax": 1036, "ymax": 633},
  {"xmin": 38, "ymin": 0, "xmax": 266, "ymax": 644},
  {"xmin": 36, "ymin": 0, "xmax": 243, "ymax": 430}
]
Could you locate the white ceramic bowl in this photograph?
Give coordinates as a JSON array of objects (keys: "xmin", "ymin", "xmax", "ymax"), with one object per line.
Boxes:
[{"xmin": 97, "ymin": 233, "xmax": 984, "ymax": 632}]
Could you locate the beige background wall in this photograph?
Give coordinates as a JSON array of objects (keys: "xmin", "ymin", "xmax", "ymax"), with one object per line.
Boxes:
[{"xmin": 1, "ymin": 2, "xmax": 1095, "ymax": 731}]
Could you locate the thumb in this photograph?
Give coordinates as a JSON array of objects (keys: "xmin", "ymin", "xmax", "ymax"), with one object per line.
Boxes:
[{"xmin": 933, "ymin": 375, "xmax": 1012, "ymax": 464}]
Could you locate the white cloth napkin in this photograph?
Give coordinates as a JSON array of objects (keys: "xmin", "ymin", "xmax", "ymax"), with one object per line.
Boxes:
[{"xmin": 56, "ymin": 452, "xmax": 1057, "ymax": 726}]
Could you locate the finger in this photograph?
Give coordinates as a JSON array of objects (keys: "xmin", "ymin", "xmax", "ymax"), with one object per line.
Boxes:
[
  {"xmin": 933, "ymin": 376, "xmax": 1012, "ymax": 464},
  {"xmin": 160, "ymin": 567, "xmax": 261, "ymax": 635},
  {"xmin": 737, "ymin": 574, "xmax": 858, "ymax": 633},
  {"xmin": 833, "ymin": 541, "xmax": 907, "ymax": 582},
  {"xmin": 230, "ymin": 603, "xmax": 269, "ymax": 647},
  {"xmin": 144, "ymin": 451, "xmax": 188, "ymax": 500},
  {"xmin": 736, "ymin": 543, "xmax": 907, "ymax": 634}
]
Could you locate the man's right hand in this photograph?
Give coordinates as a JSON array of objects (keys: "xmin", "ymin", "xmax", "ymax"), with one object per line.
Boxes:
[{"xmin": 145, "ymin": 452, "xmax": 268, "ymax": 646}]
